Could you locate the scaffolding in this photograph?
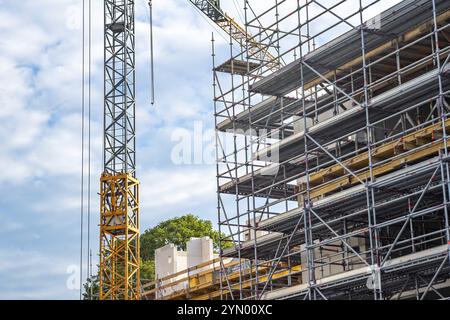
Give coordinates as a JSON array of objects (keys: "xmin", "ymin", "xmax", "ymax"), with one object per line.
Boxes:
[
  {"xmin": 142, "ymin": 257, "xmax": 301, "ymax": 300},
  {"xmin": 214, "ymin": 0, "xmax": 450, "ymax": 300}
]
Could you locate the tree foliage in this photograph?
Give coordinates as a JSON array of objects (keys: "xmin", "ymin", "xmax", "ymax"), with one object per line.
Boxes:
[
  {"xmin": 82, "ymin": 274, "xmax": 99, "ymax": 300},
  {"xmin": 140, "ymin": 214, "xmax": 229, "ymax": 261},
  {"xmin": 140, "ymin": 259, "xmax": 155, "ymax": 282}
]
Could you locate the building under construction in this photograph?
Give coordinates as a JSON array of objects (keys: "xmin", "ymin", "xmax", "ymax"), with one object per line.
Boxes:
[
  {"xmin": 141, "ymin": 0, "xmax": 450, "ymax": 300},
  {"xmin": 210, "ymin": 0, "xmax": 450, "ymax": 300}
]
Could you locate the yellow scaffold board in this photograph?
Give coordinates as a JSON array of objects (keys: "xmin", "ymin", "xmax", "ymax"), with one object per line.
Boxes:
[{"xmin": 300, "ymin": 119, "xmax": 450, "ymax": 199}]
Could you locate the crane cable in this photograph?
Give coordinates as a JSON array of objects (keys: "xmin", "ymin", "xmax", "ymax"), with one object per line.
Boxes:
[
  {"xmin": 79, "ymin": 0, "xmax": 85, "ymax": 301},
  {"xmin": 232, "ymin": 0, "xmax": 245, "ymax": 25},
  {"xmin": 187, "ymin": 2, "xmax": 229, "ymax": 43},
  {"xmin": 80, "ymin": 0, "xmax": 93, "ymax": 300},
  {"xmin": 149, "ymin": 0, "xmax": 155, "ymax": 106},
  {"xmin": 87, "ymin": 0, "xmax": 92, "ymax": 300}
]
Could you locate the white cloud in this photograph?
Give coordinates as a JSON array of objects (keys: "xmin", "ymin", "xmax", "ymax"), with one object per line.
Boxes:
[
  {"xmin": 139, "ymin": 165, "xmax": 217, "ymax": 226},
  {"xmin": 141, "ymin": 166, "xmax": 216, "ymax": 207},
  {"xmin": 0, "ymin": 248, "xmax": 78, "ymax": 299},
  {"xmin": 0, "ymin": 220, "xmax": 24, "ymax": 233}
]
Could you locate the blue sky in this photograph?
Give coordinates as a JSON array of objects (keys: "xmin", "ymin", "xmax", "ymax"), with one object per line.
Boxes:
[{"xmin": 0, "ymin": 0, "xmax": 399, "ymax": 299}]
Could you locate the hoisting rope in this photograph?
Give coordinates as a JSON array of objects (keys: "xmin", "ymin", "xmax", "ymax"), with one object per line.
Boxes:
[
  {"xmin": 80, "ymin": 0, "xmax": 92, "ymax": 300},
  {"xmin": 149, "ymin": 0, "xmax": 155, "ymax": 105},
  {"xmin": 87, "ymin": 0, "xmax": 92, "ymax": 300},
  {"xmin": 79, "ymin": 0, "xmax": 85, "ymax": 300}
]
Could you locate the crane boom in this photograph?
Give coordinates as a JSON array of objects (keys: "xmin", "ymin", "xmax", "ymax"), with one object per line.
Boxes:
[
  {"xmin": 100, "ymin": 0, "xmax": 140, "ymax": 300},
  {"xmin": 189, "ymin": 0, "xmax": 280, "ymax": 70}
]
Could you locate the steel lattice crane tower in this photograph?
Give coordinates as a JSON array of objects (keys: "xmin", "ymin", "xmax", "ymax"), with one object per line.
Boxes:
[{"xmin": 100, "ymin": 0, "xmax": 140, "ymax": 300}]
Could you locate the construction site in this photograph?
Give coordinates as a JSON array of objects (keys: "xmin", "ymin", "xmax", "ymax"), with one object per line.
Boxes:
[
  {"xmin": 66, "ymin": 0, "xmax": 450, "ymax": 301},
  {"xmin": 120, "ymin": 0, "xmax": 450, "ymax": 301}
]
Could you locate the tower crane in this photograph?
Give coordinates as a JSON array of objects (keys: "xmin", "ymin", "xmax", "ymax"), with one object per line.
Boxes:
[{"xmin": 98, "ymin": 0, "xmax": 276, "ymax": 301}]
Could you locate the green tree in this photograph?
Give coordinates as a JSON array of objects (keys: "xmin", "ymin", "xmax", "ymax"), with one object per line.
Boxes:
[
  {"xmin": 140, "ymin": 214, "xmax": 230, "ymax": 261},
  {"xmin": 82, "ymin": 274, "xmax": 99, "ymax": 300},
  {"xmin": 140, "ymin": 259, "xmax": 155, "ymax": 282}
]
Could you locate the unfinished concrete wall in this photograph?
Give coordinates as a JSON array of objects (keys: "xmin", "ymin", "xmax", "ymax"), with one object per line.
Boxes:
[
  {"xmin": 244, "ymin": 218, "xmax": 269, "ymax": 241},
  {"xmin": 154, "ymin": 238, "xmax": 219, "ymax": 298},
  {"xmin": 154, "ymin": 243, "xmax": 188, "ymax": 299},
  {"xmin": 187, "ymin": 237, "xmax": 214, "ymax": 272},
  {"xmin": 300, "ymin": 237, "xmax": 367, "ymax": 284}
]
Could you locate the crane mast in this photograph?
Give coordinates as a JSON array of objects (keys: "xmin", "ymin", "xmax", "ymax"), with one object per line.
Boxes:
[{"xmin": 100, "ymin": 0, "xmax": 140, "ymax": 300}]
